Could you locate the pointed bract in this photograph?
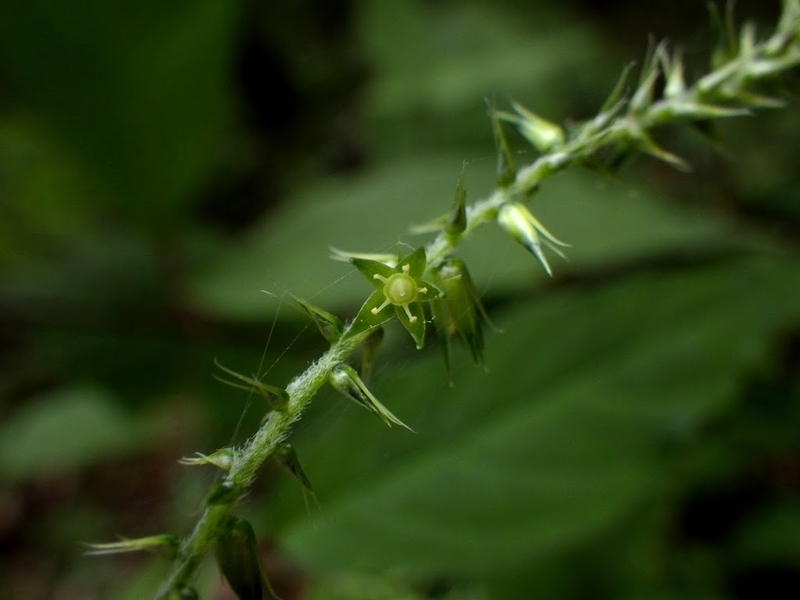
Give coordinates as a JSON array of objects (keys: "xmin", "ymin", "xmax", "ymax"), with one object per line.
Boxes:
[
  {"xmin": 290, "ymin": 294, "xmax": 344, "ymax": 344},
  {"xmin": 214, "ymin": 359, "xmax": 289, "ymax": 411},
  {"xmin": 446, "ymin": 167, "xmax": 468, "ymax": 235},
  {"xmin": 487, "ymin": 97, "xmax": 517, "ymax": 187},
  {"xmin": 85, "ymin": 534, "xmax": 180, "ymax": 557}
]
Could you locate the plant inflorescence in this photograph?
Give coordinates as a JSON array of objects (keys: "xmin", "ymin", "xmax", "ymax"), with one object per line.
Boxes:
[{"xmin": 88, "ymin": 2, "xmax": 800, "ymax": 598}]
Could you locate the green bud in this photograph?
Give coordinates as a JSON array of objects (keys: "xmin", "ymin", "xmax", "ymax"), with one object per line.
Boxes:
[
  {"xmin": 179, "ymin": 448, "xmax": 235, "ymax": 472},
  {"xmin": 497, "ymin": 203, "xmax": 569, "ymax": 276},
  {"xmin": 174, "ymin": 586, "xmax": 199, "ymax": 600},
  {"xmin": 213, "ymin": 359, "xmax": 289, "ymax": 411},
  {"xmin": 84, "ymin": 534, "xmax": 179, "ymax": 557},
  {"xmin": 274, "ymin": 442, "xmax": 313, "ymax": 493},
  {"xmin": 430, "ymin": 259, "xmax": 493, "ymax": 382},
  {"xmin": 214, "ymin": 517, "xmax": 278, "ymax": 600},
  {"xmin": 204, "ymin": 480, "xmax": 242, "ymax": 506},
  {"xmin": 504, "ymin": 101, "xmax": 565, "ymax": 153},
  {"xmin": 329, "ymin": 363, "xmax": 413, "ymax": 431},
  {"xmin": 662, "ymin": 50, "xmax": 686, "ymax": 99}
]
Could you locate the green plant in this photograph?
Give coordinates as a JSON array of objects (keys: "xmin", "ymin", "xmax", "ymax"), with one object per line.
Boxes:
[{"xmin": 87, "ymin": 2, "xmax": 800, "ymax": 598}]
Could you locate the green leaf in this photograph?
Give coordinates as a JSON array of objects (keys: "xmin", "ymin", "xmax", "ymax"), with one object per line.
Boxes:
[
  {"xmin": 0, "ymin": 385, "xmax": 140, "ymax": 480},
  {"xmin": 0, "ymin": 0, "xmax": 240, "ymax": 225},
  {"xmin": 279, "ymin": 257, "xmax": 800, "ymax": 578}
]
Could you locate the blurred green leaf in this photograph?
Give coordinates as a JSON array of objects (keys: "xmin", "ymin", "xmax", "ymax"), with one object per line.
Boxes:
[
  {"xmin": 278, "ymin": 256, "xmax": 800, "ymax": 578},
  {"xmin": 0, "ymin": 0, "xmax": 240, "ymax": 224},
  {"xmin": 0, "ymin": 385, "xmax": 141, "ymax": 480}
]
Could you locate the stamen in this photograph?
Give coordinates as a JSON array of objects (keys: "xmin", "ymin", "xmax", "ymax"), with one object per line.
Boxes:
[
  {"xmin": 401, "ymin": 304, "xmax": 417, "ymax": 323},
  {"xmin": 371, "ymin": 299, "xmax": 391, "ymax": 315}
]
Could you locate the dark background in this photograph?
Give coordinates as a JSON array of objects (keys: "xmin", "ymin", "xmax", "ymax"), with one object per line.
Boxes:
[{"xmin": 0, "ymin": 1, "xmax": 798, "ymax": 598}]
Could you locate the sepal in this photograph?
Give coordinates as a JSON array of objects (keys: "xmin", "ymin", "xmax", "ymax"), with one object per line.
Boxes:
[{"xmin": 329, "ymin": 363, "xmax": 413, "ymax": 431}]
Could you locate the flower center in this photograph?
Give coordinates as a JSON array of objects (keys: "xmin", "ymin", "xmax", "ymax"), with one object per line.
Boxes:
[{"xmin": 383, "ymin": 272, "xmax": 418, "ymax": 305}]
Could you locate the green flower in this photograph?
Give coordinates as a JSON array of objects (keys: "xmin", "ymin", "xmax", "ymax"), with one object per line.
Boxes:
[{"xmin": 349, "ymin": 247, "xmax": 441, "ymax": 349}]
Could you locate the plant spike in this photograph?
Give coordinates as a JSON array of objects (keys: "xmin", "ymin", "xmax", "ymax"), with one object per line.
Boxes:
[{"xmin": 89, "ymin": 5, "xmax": 800, "ymax": 597}]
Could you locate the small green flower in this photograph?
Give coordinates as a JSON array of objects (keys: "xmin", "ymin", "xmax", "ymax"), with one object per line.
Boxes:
[{"xmin": 350, "ymin": 247, "xmax": 441, "ymax": 348}]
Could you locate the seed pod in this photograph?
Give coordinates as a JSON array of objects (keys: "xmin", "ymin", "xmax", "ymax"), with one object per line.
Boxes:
[
  {"xmin": 214, "ymin": 517, "xmax": 278, "ymax": 600},
  {"xmin": 274, "ymin": 442, "xmax": 313, "ymax": 493},
  {"xmin": 329, "ymin": 363, "xmax": 413, "ymax": 431}
]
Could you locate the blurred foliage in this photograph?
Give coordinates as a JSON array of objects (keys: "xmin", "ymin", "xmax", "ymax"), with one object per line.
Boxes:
[{"xmin": 0, "ymin": 0, "xmax": 798, "ymax": 599}]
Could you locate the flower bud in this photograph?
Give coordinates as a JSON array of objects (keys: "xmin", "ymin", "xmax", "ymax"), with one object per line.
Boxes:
[{"xmin": 497, "ymin": 203, "xmax": 569, "ymax": 276}]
